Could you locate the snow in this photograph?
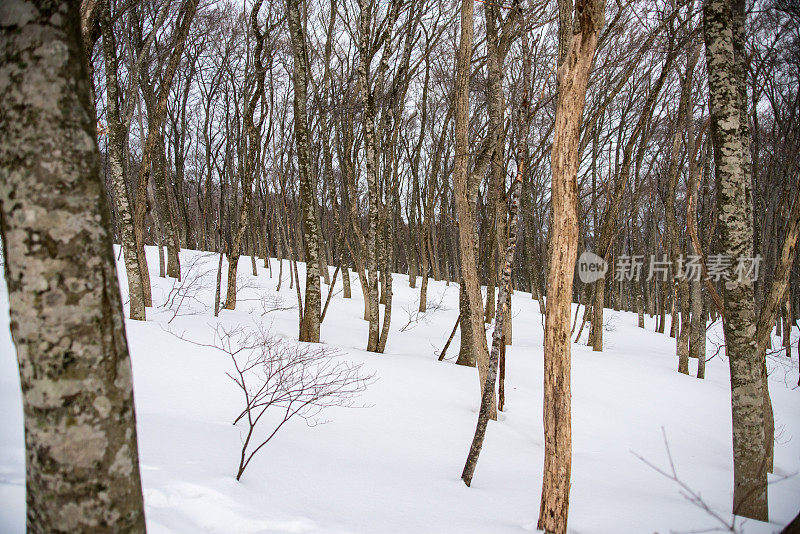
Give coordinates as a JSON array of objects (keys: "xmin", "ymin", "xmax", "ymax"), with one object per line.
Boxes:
[{"xmin": 1, "ymin": 246, "xmax": 799, "ymax": 533}]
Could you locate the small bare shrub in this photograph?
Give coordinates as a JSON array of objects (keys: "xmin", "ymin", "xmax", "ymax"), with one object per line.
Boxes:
[
  {"xmin": 159, "ymin": 253, "xmax": 215, "ymax": 323},
  {"xmin": 260, "ymin": 294, "xmax": 297, "ymax": 316},
  {"xmin": 634, "ymin": 428, "xmax": 795, "ymax": 533},
  {"xmin": 400, "ymin": 290, "xmax": 448, "ymax": 332},
  {"xmin": 183, "ymin": 324, "xmax": 371, "ymax": 480}
]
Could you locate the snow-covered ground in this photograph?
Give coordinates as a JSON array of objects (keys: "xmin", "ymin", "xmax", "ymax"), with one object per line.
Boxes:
[{"xmin": 1, "ymin": 247, "xmax": 798, "ymax": 533}]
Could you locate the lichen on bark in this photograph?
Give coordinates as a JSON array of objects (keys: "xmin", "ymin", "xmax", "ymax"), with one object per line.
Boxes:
[{"xmin": 0, "ymin": 1, "xmax": 147, "ymax": 531}]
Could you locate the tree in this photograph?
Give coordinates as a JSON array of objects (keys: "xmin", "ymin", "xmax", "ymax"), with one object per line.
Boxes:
[
  {"xmin": 703, "ymin": 0, "xmax": 767, "ymax": 521},
  {"xmin": 0, "ymin": 1, "xmax": 146, "ymax": 531},
  {"xmin": 664, "ymin": 24, "xmax": 699, "ymax": 375},
  {"xmin": 223, "ymin": 0, "xmax": 271, "ymax": 312},
  {"xmin": 461, "ymin": 44, "xmax": 529, "ymax": 482},
  {"xmin": 452, "ymin": 0, "xmax": 496, "ymax": 418},
  {"xmin": 132, "ymin": 0, "xmax": 200, "ymax": 306},
  {"xmin": 539, "ymin": 0, "xmax": 605, "ymax": 532},
  {"xmin": 287, "ymin": 0, "xmax": 322, "ymax": 342},
  {"xmin": 100, "ymin": 0, "xmax": 147, "ymax": 320}
]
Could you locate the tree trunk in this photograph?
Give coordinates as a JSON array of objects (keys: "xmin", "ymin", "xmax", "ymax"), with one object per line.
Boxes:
[
  {"xmin": 690, "ymin": 274, "xmax": 707, "ymax": 377},
  {"xmin": 457, "ymin": 284, "xmax": 477, "ymax": 367},
  {"xmin": 100, "ymin": 0, "xmax": 146, "ymax": 320},
  {"xmin": 539, "ymin": 0, "xmax": 604, "ymax": 531},
  {"xmin": 0, "ymin": 2, "xmax": 146, "ymax": 529},
  {"xmin": 462, "ymin": 158, "xmax": 525, "ymax": 487},
  {"xmin": 132, "ymin": 0, "xmax": 199, "ymax": 309},
  {"xmin": 288, "ymin": 0, "xmax": 321, "ymax": 342},
  {"xmin": 590, "ymin": 280, "xmax": 604, "ymax": 350},
  {"xmin": 704, "ymin": 0, "xmax": 768, "ymax": 520},
  {"xmin": 152, "ymin": 132, "xmax": 181, "ymax": 280},
  {"xmin": 665, "ymin": 39, "xmax": 698, "ymax": 374},
  {"xmin": 452, "ymin": 0, "xmax": 494, "ymax": 418},
  {"xmin": 784, "ymin": 299, "xmax": 792, "ymax": 360},
  {"xmin": 358, "ymin": 0, "xmax": 381, "ymax": 351}
]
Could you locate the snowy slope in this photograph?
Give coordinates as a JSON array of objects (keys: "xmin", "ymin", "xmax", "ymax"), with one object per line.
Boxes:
[{"xmin": 1, "ymin": 247, "xmax": 798, "ymax": 533}]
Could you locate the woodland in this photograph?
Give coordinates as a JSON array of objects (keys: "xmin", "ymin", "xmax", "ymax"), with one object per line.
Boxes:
[{"xmin": 0, "ymin": 0, "xmax": 799, "ymax": 532}]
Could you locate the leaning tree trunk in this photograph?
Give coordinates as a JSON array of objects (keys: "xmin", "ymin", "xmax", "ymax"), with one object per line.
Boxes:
[
  {"xmin": 0, "ymin": 2, "xmax": 146, "ymax": 530},
  {"xmin": 704, "ymin": 0, "xmax": 768, "ymax": 521},
  {"xmin": 288, "ymin": 0, "xmax": 321, "ymax": 342},
  {"xmin": 539, "ymin": 0, "xmax": 605, "ymax": 532},
  {"xmin": 461, "ymin": 80, "xmax": 528, "ymax": 484}
]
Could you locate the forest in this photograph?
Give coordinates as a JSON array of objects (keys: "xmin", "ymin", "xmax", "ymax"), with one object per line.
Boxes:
[{"xmin": 0, "ymin": 0, "xmax": 799, "ymax": 532}]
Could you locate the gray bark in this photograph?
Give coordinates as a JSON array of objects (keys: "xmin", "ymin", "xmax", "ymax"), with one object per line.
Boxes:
[
  {"xmin": 100, "ymin": 0, "xmax": 146, "ymax": 320},
  {"xmin": 704, "ymin": 0, "xmax": 768, "ymax": 520},
  {"xmin": 287, "ymin": 0, "xmax": 321, "ymax": 342},
  {"xmin": 0, "ymin": 2, "xmax": 146, "ymax": 530}
]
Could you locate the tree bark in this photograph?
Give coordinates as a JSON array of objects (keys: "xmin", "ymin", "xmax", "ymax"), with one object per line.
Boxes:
[
  {"xmin": 358, "ymin": 0, "xmax": 381, "ymax": 351},
  {"xmin": 288, "ymin": 0, "xmax": 321, "ymax": 342},
  {"xmin": 100, "ymin": 0, "xmax": 146, "ymax": 320},
  {"xmin": 132, "ymin": 0, "xmax": 199, "ymax": 307},
  {"xmin": 539, "ymin": 0, "xmax": 604, "ymax": 531},
  {"xmin": 453, "ymin": 0, "xmax": 495, "ymax": 418},
  {"xmin": 665, "ymin": 41, "xmax": 698, "ymax": 375},
  {"xmin": 0, "ymin": 2, "xmax": 146, "ymax": 530},
  {"xmin": 461, "ymin": 89, "xmax": 527, "ymax": 485},
  {"xmin": 704, "ymin": 0, "xmax": 768, "ymax": 520}
]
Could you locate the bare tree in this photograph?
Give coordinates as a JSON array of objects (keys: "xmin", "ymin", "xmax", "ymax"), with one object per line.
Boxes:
[
  {"xmin": 452, "ymin": 0, "xmax": 496, "ymax": 418},
  {"xmin": 287, "ymin": 0, "xmax": 322, "ymax": 342},
  {"xmin": 461, "ymin": 73, "xmax": 528, "ymax": 485}
]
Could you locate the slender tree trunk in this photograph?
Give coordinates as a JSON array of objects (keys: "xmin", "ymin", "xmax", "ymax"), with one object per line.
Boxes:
[
  {"xmin": 0, "ymin": 2, "xmax": 146, "ymax": 529},
  {"xmin": 358, "ymin": 0, "xmax": 381, "ymax": 351},
  {"xmin": 637, "ymin": 291, "xmax": 645, "ymax": 328},
  {"xmin": 288, "ymin": 0, "xmax": 321, "ymax": 342},
  {"xmin": 462, "ymin": 160, "xmax": 524, "ymax": 487},
  {"xmin": 590, "ymin": 280, "xmax": 604, "ymax": 350},
  {"xmin": 100, "ymin": 0, "xmax": 146, "ymax": 320},
  {"xmin": 153, "ymin": 132, "xmax": 181, "ymax": 280},
  {"xmin": 539, "ymin": 0, "xmax": 604, "ymax": 531},
  {"xmin": 784, "ymin": 299, "xmax": 792, "ymax": 360},
  {"xmin": 132, "ymin": 0, "xmax": 198, "ymax": 309},
  {"xmin": 752, "ymin": 165, "xmax": 800, "ymax": 474},
  {"xmin": 665, "ymin": 44, "xmax": 697, "ymax": 373},
  {"xmin": 439, "ymin": 314, "xmax": 461, "ymax": 361},
  {"xmin": 452, "ymin": 0, "xmax": 495, "ymax": 418}
]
